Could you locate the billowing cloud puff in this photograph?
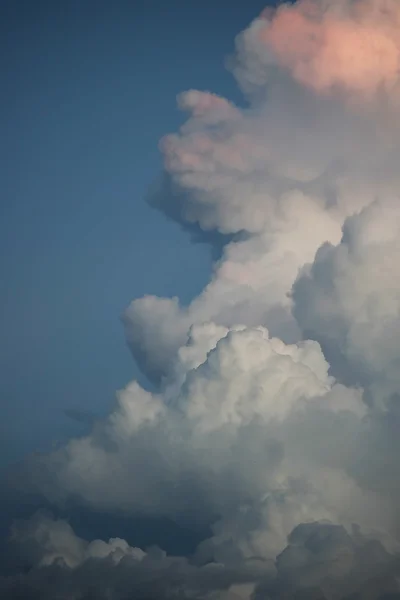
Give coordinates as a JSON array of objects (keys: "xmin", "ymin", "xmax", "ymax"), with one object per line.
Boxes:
[
  {"xmin": 234, "ymin": 0, "xmax": 400, "ymax": 102},
  {"xmin": 292, "ymin": 199, "xmax": 400, "ymax": 513},
  {"xmin": 255, "ymin": 521, "xmax": 400, "ymax": 599},
  {"xmin": 22, "ymin": 324, "xmax": 394, "ymax": 567},
  {"xmin": 2, "ymin": 511, "xmax": 268, "ymax": 599},
  {"xmin": 2, "ymin": 513, "xmax": 400, "ymax": 599},
  {"xmin": 293, "ymin": 199, "xmax": 400, "ymax": 404},
  {"xmin": 9, "ymin": 511, "xmax": 146, "ymax": 569},
  {"xmin": 125, "ymin": 1, "xmax": 400, "ymax": 382}
]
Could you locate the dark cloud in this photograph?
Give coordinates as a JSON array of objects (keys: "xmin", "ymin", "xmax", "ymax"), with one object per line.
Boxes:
[{"xmin": 1, "ymin": 516, "xmax": 399, "ymax": 600}]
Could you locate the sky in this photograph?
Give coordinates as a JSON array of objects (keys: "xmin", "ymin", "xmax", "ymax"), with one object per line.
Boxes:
[
  {"xmin": 0, "ymin": 0, "xmax": 268, "ymax": 467},
  {"xmin": 3, "ymin": 1, "xmax": 400, "ymax": 599}
]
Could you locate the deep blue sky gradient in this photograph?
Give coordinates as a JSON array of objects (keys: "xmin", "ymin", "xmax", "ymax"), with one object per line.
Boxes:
[{"xmin": 1, "ymin": 0, "xmax": 271, "ymax": 468}]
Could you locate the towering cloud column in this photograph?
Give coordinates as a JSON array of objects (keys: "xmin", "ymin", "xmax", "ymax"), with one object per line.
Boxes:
[{"xmin": 6, "ymin": 2, "xmax": 400, "ymax": 599}]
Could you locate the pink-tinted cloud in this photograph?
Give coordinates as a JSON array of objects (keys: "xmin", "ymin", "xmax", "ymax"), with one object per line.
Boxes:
[
  {"xmin": 258, "ymin": 0, "xmax": 400, "ymax": 100},
  {"xmin": 177, "ymin": 90, "xmax": 240, "ymax": 120},
  {"xmin": 160, "ymin": 129, "xmax": 260, "ymax": 177}
]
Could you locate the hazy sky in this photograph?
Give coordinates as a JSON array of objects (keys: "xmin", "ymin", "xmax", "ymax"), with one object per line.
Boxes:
[{"xmin": 0, "ymin": 0, "xmax": 268, "ymax": 467}]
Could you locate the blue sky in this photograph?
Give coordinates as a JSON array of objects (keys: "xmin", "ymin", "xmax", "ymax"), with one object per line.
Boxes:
[{"xmin": 1, "ymin": 0, "xmax": 270, "ymax": 467}]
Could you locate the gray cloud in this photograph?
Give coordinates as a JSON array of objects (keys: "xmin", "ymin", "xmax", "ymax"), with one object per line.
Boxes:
[
  {"xmin": 2, "ymin": 514, "xmax": 400, "ymax": 600},
  {"xmin": 293, "ymin": 200, "xmax": 400, "ymax": 406}
]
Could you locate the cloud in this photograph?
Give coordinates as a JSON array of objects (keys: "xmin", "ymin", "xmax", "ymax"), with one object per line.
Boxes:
[
  {"xmin": 2, "ymin": 513, "xmax": 400, "ymax": 600},
  {"xmin": 124, "ymin": 2, "xmax": 400, "ymax": 382},
  {"xmin": 254, "ymin": 521, "xmax": 400, "ymax": 599},
  {"xmin": 19, "ymin": 325, "xmax": 392, "ymax": 565},
  {"xmin": 6, "ymin": 1, "xmax": 400, "ymax": 598},
  {"xmin": 256, "ymin": 0, "xmax": 400, "ymax": 101},
  {"xmin": 232, "ymin": 0, "xmax": 400, "ymax": 105},
  {"xmin": 1, "ymin": 511, "xmax": 270, "ymax": 600},
  {"xmin": 292, "ymin": 199, "xmax": 400, "ymax": 405}
]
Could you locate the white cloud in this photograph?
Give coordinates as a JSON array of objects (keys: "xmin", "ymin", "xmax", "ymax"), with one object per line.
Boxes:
[
  {"xmin": 293, "ymin": 199, "xmax": 400, "ymax": 406},
  {"xmin": 24, "ymin": 324, "xmax": 387, "ymax": 565},
  {"xmin": 124, "ymin": 0, "xmax": 400, "ymax": 382}
]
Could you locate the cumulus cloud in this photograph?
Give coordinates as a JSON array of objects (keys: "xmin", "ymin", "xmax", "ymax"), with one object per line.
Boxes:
[
  {"xmin": 293, "ymin": 199, "xmax": 400, "ymax": 405},
  {"xmin": 2, "ymin": 513, "xmax": 400, "ymax": 599},
  {"xmin": 254, "ymin": 521, "xmax": 400, "ymax": 600},
  {"xmin": 124, "ymin": 0, "xmax": 400, "ymax": 382},
  {"xmin": 7, "ymin": 0, "xmax": 400, "ymax": 598},
  {"xmin": 1, "ymin": 511, "xmax": 268, "ymax": 599},
  {"xmin": 242, "ymin": 0, "xmax": 400, "ymax": 102},
  {"xmin": 16, "ymin": 324, "xmax": 397, "ymax": 580}
]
